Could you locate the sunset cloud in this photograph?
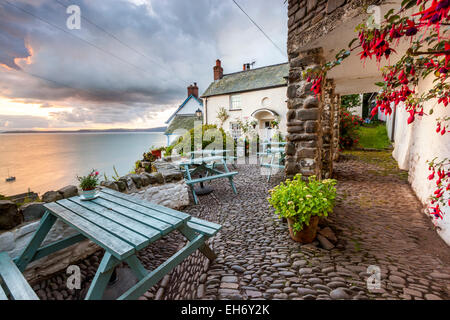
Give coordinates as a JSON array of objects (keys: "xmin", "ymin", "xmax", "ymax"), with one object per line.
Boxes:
[{"xmin": 0, "ymin": 0, "xmax": 287, "ymax": 130}]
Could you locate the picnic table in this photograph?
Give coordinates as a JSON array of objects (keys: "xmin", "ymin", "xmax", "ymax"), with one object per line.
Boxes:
[
  {"xmin": 188, "ymin": 149, "xmax": 237, "ymax": 167},
  {"xmin": 259, "ymin": 146, "xmax": 286, "ymax": 182},
  {"xmin": 2, "ymin": 188, "xmax": 220, "ymax": 300},
  {"xmin": 178, "ymin": 156, "xmax": 238, "ymax": 204}
]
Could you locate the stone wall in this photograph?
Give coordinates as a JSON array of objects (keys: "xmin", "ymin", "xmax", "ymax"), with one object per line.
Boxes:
[
  {"xmin": 287, "ymin": 0, "xmax": 352, "ymax": 179},
  {"xmin": 0, "ymin": 160, "xmax": 189, "ymax": 284},
  {"xmin": 287, "ymin": 0, "xmax": 382, "ymax": 51},
  {"xmin": 285, "ymin": 47, "xmax": 326, "ymax": 179}
]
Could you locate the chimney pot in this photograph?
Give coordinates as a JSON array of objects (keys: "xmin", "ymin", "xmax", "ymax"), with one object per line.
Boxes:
[
  {"xmin": 213, "ymin": 59, "xmax": 223, "ymax": 80},
  {"xmin": 187, "ymin": 82, "xmax": 199, "ymax": 98}
]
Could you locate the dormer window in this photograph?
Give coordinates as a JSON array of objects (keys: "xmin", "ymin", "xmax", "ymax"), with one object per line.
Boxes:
[{"xmin": 230, "ymin": 95, "xmax": 241, "ymax": 110}]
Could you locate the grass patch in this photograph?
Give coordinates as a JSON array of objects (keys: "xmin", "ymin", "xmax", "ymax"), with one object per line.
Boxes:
[{"xmin": 356, "ymin": 123, "xmax": 391, "ymax": 149}]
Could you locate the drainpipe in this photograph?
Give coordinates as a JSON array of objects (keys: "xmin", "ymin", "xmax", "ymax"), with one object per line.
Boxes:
[{"xmin": 204, "ymin": 98, "xmax": 208, "ymax": 125}]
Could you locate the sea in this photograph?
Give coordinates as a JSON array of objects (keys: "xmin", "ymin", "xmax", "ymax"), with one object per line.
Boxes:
[{"xmin": 0, "ymin": 132, "xmax": 166, "ymax": 197}]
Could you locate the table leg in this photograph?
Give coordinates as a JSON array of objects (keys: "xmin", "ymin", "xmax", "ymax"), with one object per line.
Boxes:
[
  {"xmin": 184, "ymin": 164, "xmax": 199, "ymax": 204},
  {"xmin": 124, "ymin": 255, "xmax": 148, "ymax": 280},
  {"xmin": 178, "ymin": 224, "xmax": 217, "ymax": 262},
  {"xmin": 15, "ymin": 211, "xmax": 57, "ymax": 272},
  {"xmin": 267, "ymin": 153, "xmax": 275, "ymax": 183},
  {"xmin": 117, "ymin": 234, "xmax": 206, "ymax": 300},
  {"xmin": 221, "ymin": 158, "xmax": 237, "ymax": 194},
  {"xmin": 85, "ymin": 252, "xmax": 120, "ymax": 300}
]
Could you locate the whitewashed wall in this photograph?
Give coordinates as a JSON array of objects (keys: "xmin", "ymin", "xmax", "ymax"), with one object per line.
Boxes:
[
  {"xmin": 387, "ymin": 76, "xmax": 450, "ymax": 245},
  {"xmin": 204, "ymin": 86, "xmax": 287, "ymax": 135},
  {"xmin": 176, "ymin": 97, "xmax": 203, "ymax": 116}
]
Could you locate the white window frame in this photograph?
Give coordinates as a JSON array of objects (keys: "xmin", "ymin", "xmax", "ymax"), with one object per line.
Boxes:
[
  {"xmin": 230, "ymin": 95, "xmax": 241, "ymax": 110},
  {"xmin": 230, "ymin": 122, "xmax": 241, "ymax": 139}
]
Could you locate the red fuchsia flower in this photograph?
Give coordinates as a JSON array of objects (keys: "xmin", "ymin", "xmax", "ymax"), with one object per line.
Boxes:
[
  {"xmin": 389, "ymin": 24, "xmax": 403, "ymax": 39},
  {"xmin": 398, "ymin": 69, "xmax": 409, "ymax": 85},
  {"xmin": 407, "ymin": 110, "xmax": 415, "ymax": 124},
  {"xmin": 413, "ymin": 0, "xmax": 449, "ymax": 34},
  {"xmin": 405, "ymin": 20, "xmax": 418, "ymax": 36},
  {"xmin": 430, "ymin": 204, "xmax": 443, "ymax": 219},
  {"xmin": 429, "ymin": 171, "xmax": 435, "ymax": 180},
  {"xmin": 311, "ymin": 76, "xmax": 322, "ymax": 96},
  {"xmin": 441, "ymin": 127, "xmax": 447, "ymax": 135},
  {"xmin": 95, "ymin": 171, "xmax": 99, "ymax": 176}
]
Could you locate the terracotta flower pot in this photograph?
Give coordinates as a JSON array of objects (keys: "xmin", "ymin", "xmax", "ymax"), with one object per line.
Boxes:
[
  {"xmin": 287, "ymin": 216, "xmax": 319, "ymax": 243},
  {"xmin": 151, "ymin": 150, "xmax": 162, "ymax": 159}
]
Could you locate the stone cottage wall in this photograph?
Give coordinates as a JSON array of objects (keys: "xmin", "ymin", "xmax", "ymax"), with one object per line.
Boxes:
[
  {"xmin": 285, "ymin": 47, "xmax": 326, "ymax": 179},
  {"xmin": 0, "ymin": 161, "xmax": 189, "ymax": 284},
  {"xmin": 286, "ymin": 0, "xmax": 367, "ymax": 178}
]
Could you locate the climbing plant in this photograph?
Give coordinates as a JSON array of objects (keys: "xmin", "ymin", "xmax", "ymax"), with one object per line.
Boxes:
[{"xmin": 303, "ymin": 0, "xmax": 449, "ymax": 219}]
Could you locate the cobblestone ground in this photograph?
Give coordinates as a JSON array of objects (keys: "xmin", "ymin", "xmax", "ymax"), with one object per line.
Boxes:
[
  {"xmin": 32, "ymin": 151, "xmax": 450, "ymax": 300},
  {"xmin": 181, "ymin": 151, "xmax": 450, "ymax": 300}
]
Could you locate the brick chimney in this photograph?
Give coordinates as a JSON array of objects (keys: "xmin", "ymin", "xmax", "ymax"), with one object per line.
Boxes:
[
  {"xmin": 187, "ymin": 82, "xmax": 199, "ymax": 98},
  {"xmin": 213, "ymin": 59, "xmax": 223, "ymax": 81}
]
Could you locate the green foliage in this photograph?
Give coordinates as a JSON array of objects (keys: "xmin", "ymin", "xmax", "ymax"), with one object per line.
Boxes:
[
  {"xmin": 0, "ymin": 194, "xmax": 6, "ymax": 200},
  {"xmin": 268, "ymin": 175, "xmax": 337, "ymax": 234},
  {"xmin": 165, "ymin": 124, "xmax": 235, "ymax": 156},
  {"xmin": 135, "ymin": 160, "xmax": 142, "ymax": 171},
  {"xmin": 216, "ymin": 107, "xmax": 229, "ymax": 128},
  {"xmin": 356, "ymin": 124, "xmax": 391, "ymax": 149},
  {"xmin": 112, "ymin": 166, "xmax": 120, "ymax": 181},
  {"xmin": 341, "ymin": 94, "xmax": 361, "ymax": 111},
  {"xmin": 340, "ymin": 111, "xmax": 363, "ymax": 149},
  {"xmin": 77, "ymin": 169, "xmax": 100, "ymax": 191}
]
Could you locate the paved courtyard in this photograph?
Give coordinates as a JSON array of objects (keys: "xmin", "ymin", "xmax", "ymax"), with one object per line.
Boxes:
[{"xmin": 32, "ymin": 150, "xmax": 450, "ymax": 300}]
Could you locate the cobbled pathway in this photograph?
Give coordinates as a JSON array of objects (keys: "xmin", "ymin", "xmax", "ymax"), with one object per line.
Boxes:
[
  {"xmin": 182, "ymin": 151, "xmax": 450, "ymax": 300},
  {"xmin": 32, "ymin": 151, "xmax": 450, "ymax": 300}
]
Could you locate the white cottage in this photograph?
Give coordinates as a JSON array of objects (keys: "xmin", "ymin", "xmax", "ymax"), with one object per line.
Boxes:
[{"xmin": 201, "ymin": 60, "xmax": 288, "ymax": 142}]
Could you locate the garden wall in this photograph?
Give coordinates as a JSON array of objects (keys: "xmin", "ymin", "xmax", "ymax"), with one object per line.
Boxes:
[{"xmin": 0, "ymin": 161, "xmax": 189, "ymax": 283}]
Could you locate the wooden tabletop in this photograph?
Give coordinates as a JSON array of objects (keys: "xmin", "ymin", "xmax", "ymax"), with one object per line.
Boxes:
[
  {"xmin": 178, "ymin": 155, "xmax": 224, "ymax": 166},
  {"xmin": 43, "ymin": 188, "xmax": 190, "ymax": 260}
]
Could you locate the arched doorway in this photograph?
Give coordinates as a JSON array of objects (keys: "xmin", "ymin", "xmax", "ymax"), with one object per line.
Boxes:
[{"xmin": 251, "ymin": 108, "xmax": 279, "ymax": 142}]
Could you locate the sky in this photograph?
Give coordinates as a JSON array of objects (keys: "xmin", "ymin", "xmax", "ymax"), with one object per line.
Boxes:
[{"xmin": 0, "ymin": 0, "xmax": 288, "ymax": 131}]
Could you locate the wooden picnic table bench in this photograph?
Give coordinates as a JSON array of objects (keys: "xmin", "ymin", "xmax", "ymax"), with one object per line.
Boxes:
[
  {"xmin": 0, "ymin": 252, "xmax": 38, "ymax": 300},
  {"xmin": 0, "ymin": 188, "xmax": 221, "ymax": 300},
  {"xmin": 178, "ymin": 156, "xmax": 238, "ymax": 204}
]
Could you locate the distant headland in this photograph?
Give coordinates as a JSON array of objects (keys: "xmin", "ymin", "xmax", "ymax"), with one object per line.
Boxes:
[{"xmin": 0, "ymin": 127, "xmax": 167, "ymax": 134}]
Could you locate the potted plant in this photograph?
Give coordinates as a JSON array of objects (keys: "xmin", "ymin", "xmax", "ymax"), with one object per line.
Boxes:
[
  {"xmin": 150, "ymin": 146, "xmax": 162, "ymax": 159},
  {"xmin": 77, "ymin": 169, "xmax": 100, "ymax": 200},
  {"xmin": 268, "ymin": 174, "xmax": 337, "ymax": 243},
  {"xmin": 270, "ymin": 119, "xmax": 279, "ymax": 129}
]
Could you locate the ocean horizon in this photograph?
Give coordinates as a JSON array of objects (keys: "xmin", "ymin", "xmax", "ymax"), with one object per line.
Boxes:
[{"xmin": 0, "ymin": 132, "xmax": 166, "ymax": 197}]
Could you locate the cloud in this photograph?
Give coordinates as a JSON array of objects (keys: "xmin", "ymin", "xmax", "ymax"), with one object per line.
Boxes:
[
  {"xmin": 0, "ymin": 0, "xmax": 287, "ymax": 129},
  {"xmin": 0, "ymin": 114, "xmax": 50, "ymax": 130}
]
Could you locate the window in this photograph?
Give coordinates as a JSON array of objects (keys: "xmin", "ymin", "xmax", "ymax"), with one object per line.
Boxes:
[
  {"xmin": 230, "ymin": 122, "xmax": 241, "ymax": 139},
  {"xmin": 230, "ymin": 95, "xmax": 241, "ymax": 110}
]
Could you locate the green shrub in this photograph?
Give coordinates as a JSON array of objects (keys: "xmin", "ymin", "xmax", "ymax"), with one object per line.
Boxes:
[
  {"xmin": 268, "ymin": 175, "xmax": 337, "ymax": 234},
  {"xmin": 165, "ymin": 124, "xmax": 235, "ymax": 156},
  {"xmin": 339, "ymin": 111, "xmax": 363, "ymax": 150}
]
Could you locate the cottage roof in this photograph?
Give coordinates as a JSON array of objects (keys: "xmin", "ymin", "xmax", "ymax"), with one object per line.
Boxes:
[
  {"xmin": 164, "ymin": 115, "xmax": 198, "ymax": 135},
  {"xmin": 201, "ymin": 62, "xmax": 288, "ymax": 98},
  {"xmin": 165, "ymin": 95, "xmax": 203, "ymax": 124}
]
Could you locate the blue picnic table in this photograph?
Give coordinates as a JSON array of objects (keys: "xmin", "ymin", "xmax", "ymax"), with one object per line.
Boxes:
[
  {"xmin": 178, "ymin": 156, "xmax": 238, "ymax": 205},
  {"xmin": 1, "ymin": 188, "xmax": 221, "ymax": 300},
  {"xmin": 259, "ymin": 146, "xmax": 286, "ymax": 182}
]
